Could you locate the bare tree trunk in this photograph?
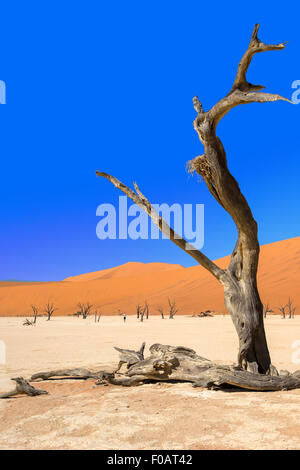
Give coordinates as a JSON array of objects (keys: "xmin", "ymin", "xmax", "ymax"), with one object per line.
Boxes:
[
  {"xmin": 96, "ymin": 25, "xmax": 292, "ymax": 376},
  {"xmin": 224, "ymin": 278, "xmax": 271, "ymax": 373}
]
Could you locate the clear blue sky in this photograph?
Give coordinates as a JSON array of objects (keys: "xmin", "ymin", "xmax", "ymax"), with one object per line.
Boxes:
[{"xmin": 0, "ymin": 2, "xmax": 299, "ymax": 281}]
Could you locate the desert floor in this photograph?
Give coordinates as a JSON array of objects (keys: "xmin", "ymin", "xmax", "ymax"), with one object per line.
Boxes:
[{"xmin": 0, "ymin": 315, "xmax": 300, "ymax": 450}]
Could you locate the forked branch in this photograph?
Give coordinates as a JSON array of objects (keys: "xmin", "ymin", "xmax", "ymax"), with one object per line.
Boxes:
[
  {"xmin": 232, "ymin": 23, "xmax": 287, "ymax": 92},
  {"xmin": 194, "ymin": 24, "xmax": 292, "ymax": 130}
]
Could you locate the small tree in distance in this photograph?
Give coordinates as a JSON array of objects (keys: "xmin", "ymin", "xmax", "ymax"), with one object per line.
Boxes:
[
  {"xmin": 77, "ymin": 302, "xmax": 93, "ymax": 319},
  {"xmin": 94, "ymin": 309, "xmax": 101, "ymax": 322},
  {"xmin": 287, "ymin": 298, "xmax": 296, "ymax": 319},
  {"xmin": 263, "ymin": 303, "xmax": 273, "ymax": 319},
  {"xmin": 140, "ymin": 308, "xmax": 144, "ymax": 322},
  {"xmin": 143, "ymin": 300, "xmax": 149, "ymax": 320},
  {"xmin": 168, "ymin": 299, "xmax": 178, "ymax": 319},
  {"xmin": 278, "ymin": 303, "xmax": 287, "ymax": 319},
  {"xmin": 157, "ymin": 307, "xmax": 164, "ymax": 319},
  {"xmin": 44, "ymin": 300, "xmax": 57, "ymax": 321},
  {"xmin": 136, "ymin": 304, "xmax": 142, "ymax": 320},
  {"xmin": 31, "ymin": 305, "xmax": 39, "ymax": 324},
  {"xmin": 23, "ymin": 304, "xmax": 39, "ymax": 326}
]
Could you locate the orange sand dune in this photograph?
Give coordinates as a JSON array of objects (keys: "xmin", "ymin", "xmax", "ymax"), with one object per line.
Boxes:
[
  {"xmin": 63, "ymin": 261, "xmax": 184, "ymax": 282},
  {"xmin": 0, "ymin": 237, "xmax": 299, "ymax": 316}
]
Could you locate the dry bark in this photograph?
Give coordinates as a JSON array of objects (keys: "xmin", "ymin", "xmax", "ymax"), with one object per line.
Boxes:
[
  {"xmin": 96, "ymin": 25, "xmax": 293, "ymax": 375},
  {"xmin": 0, "ymin": 377, "xmax": 48, "ymax": 399}
]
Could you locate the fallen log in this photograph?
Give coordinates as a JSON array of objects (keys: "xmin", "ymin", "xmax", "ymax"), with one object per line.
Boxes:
[
  {"xmin": 5, "ymin": 343, "xmax": 300, "ymax": 396},
  {"xmin": 106, "ymin": 343, "xmax": 300, "ymax": 391}
]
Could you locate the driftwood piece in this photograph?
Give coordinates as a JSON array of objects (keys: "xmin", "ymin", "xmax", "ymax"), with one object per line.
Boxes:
[
  {"xmin": 31, "ymin": 368, "xmax": 114, "ymax": 382},
  {"xmin": 0, "ymin": 377, "xmax": 48, "ymax": 399}
]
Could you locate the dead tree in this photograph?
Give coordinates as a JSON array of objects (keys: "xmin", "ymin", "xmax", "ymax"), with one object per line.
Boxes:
[
  {"xmin": 44, "ymin": 300, "xmax": 57, "ymax": 321},
  {"xmin": 143, "ymin": 300, "xmax": 149, "ymax": 320},
  {"xmin": 94, "ymin": 309, "xmax": 101, "ymax": 322},
  {"xmin": 77, "ymin": 302, "xmax": 93, "ymax": 319},
  {"xmin": 23, "ymin": 305, "xmax": 39, "ymax": 326},
  {"xmin": 157, "ymin": 307, "xmax": 165, "ymax": 319},
  {"xmin": 168, "ymin": 298, "xmax": 178, "ymax": 319},
  {"xmin": 140, "ymin": 308, "xmax": 144, "ymax": 322},
  {"xmin": 278, "ymin": 303, "xmax": 287, "ymax": 319},
  {"xmin": 287, "ymin": 298, "xmax": 296, "ymax": 319},
  {"xmin": 31, "ymin": 305, "xmax": 39, "ymax": 323},
  {"xmin": 97, "ymin": 25, "xmax": 293, "ymax": 375},
  {"xmin": 136, "ymin": 304, "xmax": 142, "ymax": 320},
  {"xmin": 263, "ymin": 303, "xmax": 273, "ymax": 319}
]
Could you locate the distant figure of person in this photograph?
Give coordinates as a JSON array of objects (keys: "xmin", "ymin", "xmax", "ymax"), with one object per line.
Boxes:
[{"xmin": 123, "ymin": 313, "xmax": 126, "ymax": 323}]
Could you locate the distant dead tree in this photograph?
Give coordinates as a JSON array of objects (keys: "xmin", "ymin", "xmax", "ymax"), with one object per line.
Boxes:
[
  {"xmin": 140, "ymin": 310, "xmax": 144, "ymax": 322},
  {"xmin": 44, "ymin": 300, "xmax": 57, "ymax": 321},
  {"xmin": 287, "ymin": 298, "xmax": 296, "ymax": 319},
  {"xmin": 157, "ymin": 307, "xmax": 165, "ymax": 319},
  {"xmin": 278, "ymin": 303, "xmax": 287, "ymax": 319},
  {"xmin": 94, "ymin": 309, "xmax": 102, "ymax": 322},
  {"xmin": 136, "ymin": 304, "xmax": 142, "ymax": 320},
  {"xmin": 77, "ymin": 302, "xmax": 93, "ymax": 319},
  {"xmin": 168, "ymin": 299, "xmax": 178, "ymax": 319},
  {"xmin": 31, "ymin": 305, "xmax": 39, "ymax": 323},
  {"xmin": 263, "ymin": 303, "xmax": 273, "ymax": 319},
  {"xmin": 143, "ymin": 301, "xmax": 149, "ymax": 320},
  {"xmin": 23, "ymin": 305, "xmax": 39, "ymax": 326}
]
